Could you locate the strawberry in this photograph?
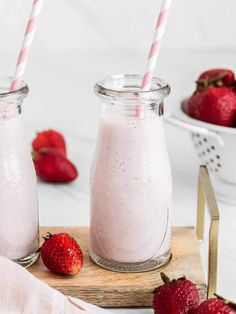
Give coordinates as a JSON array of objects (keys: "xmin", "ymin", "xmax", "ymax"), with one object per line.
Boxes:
[
  {"xmin": 153, "ymin": 272, "xmax": 199, "ymax": 314},
  {"xmin": 198, "ymin": 69, "xmax": 235, "ymax": 89},
  {"xmin": 188, "ymin": 86, "xmax": 236, "ymax": 127},
  {"xmin": 191, "ymin": 296, "xmax": 236, "ymax": 314},
  {"xmin": 33, "ymin": 149, "xmax": 78, "ymax": 183},
  {"xmin": 32, "ymin": 129, "xmax": 67, "ymax": 157},
  {"xmin": 188, "ymin": 69, "xmax": 236, "ymax": 127},
  {"xmin": 40, "ymin": 232, "xmax": 83, "ymax": 275}
]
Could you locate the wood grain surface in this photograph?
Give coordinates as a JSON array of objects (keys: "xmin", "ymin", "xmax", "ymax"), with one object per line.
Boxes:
[{"xmin": 28, "ymin": 227, "xmax": 207, "ymax": 307}]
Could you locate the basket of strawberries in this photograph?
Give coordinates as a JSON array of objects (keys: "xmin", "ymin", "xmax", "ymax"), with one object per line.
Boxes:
[{"xmin": 165, "ymin": 69, "xmax": 236, "ymax": 204}]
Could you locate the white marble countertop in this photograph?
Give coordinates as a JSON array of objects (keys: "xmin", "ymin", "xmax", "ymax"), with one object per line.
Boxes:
[{"xmin": 18, "ymin": 49, "xmax": 236, "ymax": 312}]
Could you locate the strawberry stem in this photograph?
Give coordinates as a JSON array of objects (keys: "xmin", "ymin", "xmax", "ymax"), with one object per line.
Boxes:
[
  {"xmin": 31, "ymin": 151, "xmax": 39, "ymax": 161},
  {"xmin": 196, "ymin": 71, "xmax": 232, "ymax": 92},
  {"xmin": 42, "ymin": 232, "xmax": 53, "ymax": 241},
  {"xmin": 214, "ymin": 293, "xmax": 236, "ymax": 310},
  {"xmin": 214, "ymin": 293, "xmax": 225, "ymax": 300},
  {"xmin": 32, "ymin": 147, "xmax": 62, "ymax": 161},
  {"xmin": 36, "ymin": 247, "xmax": 41, "ymax": 253},
  {"xmin": 160, "ymin": 272, "xmax": 171, "ymax": 283}
]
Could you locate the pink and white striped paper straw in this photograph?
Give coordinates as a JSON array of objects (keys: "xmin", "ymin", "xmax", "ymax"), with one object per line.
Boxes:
[
  {"xmin": 10, "ymin": 0, "xmax": 44, "ymax": 92},
  {"xmin": 141, "ymin": 0, "xmax": 172, "ymax": 91}
]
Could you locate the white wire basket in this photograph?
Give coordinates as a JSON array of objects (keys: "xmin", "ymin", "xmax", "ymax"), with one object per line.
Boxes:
[{"xmin": 165, "ymin": 99, "xmax": 236, "ymax": 205}]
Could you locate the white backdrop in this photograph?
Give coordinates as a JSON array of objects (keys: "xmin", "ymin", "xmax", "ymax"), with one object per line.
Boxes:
[
  {"xmin": 1, "ymin": 1, "xmax": 236, "ymax": 304},
  {"xmin": 1, "ymin": 0, "xmax": 236, "ymax": 54},
  {"xmin": 1, "ymin": 0, "xmax": 236, "ymax": 136}
]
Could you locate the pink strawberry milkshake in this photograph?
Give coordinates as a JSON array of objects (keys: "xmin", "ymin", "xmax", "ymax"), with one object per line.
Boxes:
[
  {"xmin": 90, "ymin": 116, "xmax": 172, "ymax": 264},
  {"xmin": 0, "ymin": 78, "xmax": 38, "ymax": 264},
  {"xmin": 0, "ymin": 115, "xmax": 38, "ymax": 260}
]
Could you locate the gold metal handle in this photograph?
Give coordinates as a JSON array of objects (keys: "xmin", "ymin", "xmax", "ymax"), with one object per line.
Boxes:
[{"xmin": 196, "ymin": 165, "xmax": 220, "ymax": 299}]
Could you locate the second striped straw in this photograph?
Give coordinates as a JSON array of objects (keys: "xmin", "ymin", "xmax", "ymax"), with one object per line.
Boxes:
[
  {"xmin": 137, "ymin": 0, "xmax": 172, "ymax": 117},
  {"xmin": 10, "ymin": 0, "xmax": 44, "ymax": 92},
  {"xmin": 142, "ymin": 0, "xmax": 172, "ymax": 90}
]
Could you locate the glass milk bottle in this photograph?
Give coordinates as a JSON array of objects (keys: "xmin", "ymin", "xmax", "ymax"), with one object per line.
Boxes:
[
  {"xmin": 0, "ymin": 78, "xmax": 39, "ymax": 267},
  {"xmin": 90, "ymin": 74, "xmax": 172, "ymax": 272}
]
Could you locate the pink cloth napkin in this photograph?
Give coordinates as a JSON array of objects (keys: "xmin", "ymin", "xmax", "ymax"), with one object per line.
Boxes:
[{"xmin": 0, "ymin": 256, "xmax": 114, "ymax": 314}]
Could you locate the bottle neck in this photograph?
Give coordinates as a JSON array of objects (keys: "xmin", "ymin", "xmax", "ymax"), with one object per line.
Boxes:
[
  {"xmin": 0, "ymin": 78, "xmax": 28, "ymax": 121},
  {"xmin": 0, "ymin": 100, "xmax": 22, "ymax": 121},
  {"xmin": 100, "ymin": 101, "xmax": 164, "ymax": 121}
]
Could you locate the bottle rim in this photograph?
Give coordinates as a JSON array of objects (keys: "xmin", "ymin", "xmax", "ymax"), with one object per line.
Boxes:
[
  {"xmin": 0, "ymin": 77, "xmax": 29, "ymax": 99},
  {"xmin": 94, "ymin": 74, "xmax": 170, "ymax": 104}
]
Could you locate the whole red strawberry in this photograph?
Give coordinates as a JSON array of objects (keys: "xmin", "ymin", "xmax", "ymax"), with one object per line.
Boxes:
[
  {"xmin": 153, "ymin": 273, "xmax": 199, "ymax": 314},
  {"xmin": 33, "ymin": 149, "xmax": 78, "ymax": 183},
  {"xmin": 192, "ymin": 296, "xmax": 236, "ymax": 314},
  {"xmin": 188, "ymin": 69, "xmax": 236, "ymax": 127},
  {"xmin": 41, "ymin": 233, "xmax": 83, "ymax": 275},
  {"xmin": 32, "ymin": 129, "xmax": 67, "ymax": 157},
  {"xmin": 188, "ymin": 87, "xmax": 236, "ymax": 127}
]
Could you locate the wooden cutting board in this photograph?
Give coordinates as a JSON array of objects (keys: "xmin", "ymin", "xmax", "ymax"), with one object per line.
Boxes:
[{"xmin": 28, "ymin": 227, "xmax": 206, "ymax": 307}]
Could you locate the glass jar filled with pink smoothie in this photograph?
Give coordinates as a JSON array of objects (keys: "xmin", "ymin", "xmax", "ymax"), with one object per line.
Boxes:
[
  {"xmin": 0, "ymin": 78, "xmax": 39, "ymax": 267},
  {"xmin": 90, "ymin": 74, "xmax": 172, "ymax": 272}
]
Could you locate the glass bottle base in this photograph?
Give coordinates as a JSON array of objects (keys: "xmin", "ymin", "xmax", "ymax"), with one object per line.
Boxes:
[
  {"xmin": 14, "ymin": 251, "xmax": 40, "ymax": 268},
  {"xmin": 90, "ymin": 250, "xmax": 172, "ymax": 273}
]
